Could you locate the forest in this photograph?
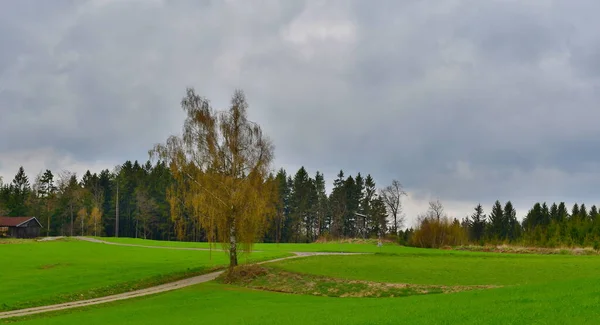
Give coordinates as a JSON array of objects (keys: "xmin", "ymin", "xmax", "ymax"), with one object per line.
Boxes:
[{"xmin": 2, "ymin": 162, "xmax": 600, "ymax": 249}]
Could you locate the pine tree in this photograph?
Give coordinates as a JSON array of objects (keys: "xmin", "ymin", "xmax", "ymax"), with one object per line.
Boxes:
[
  {"xmin": 571, "ymin": 203, "xmax": 580, "ymax": 220},
  {"xmin": 550, "ymin": 203, "xmax": 559, "ymax": 223},
  {"xmin": 580, "ymin": 203, "xmax": 588, "ymax": 221},
  {"xmin": 343, "ymin": 175, "xmax": 358, "ymax": 237},
  {"xmin": 354, "ymin": 173, "xmax": 365, "ymax": 236},
  {"xmin": 503, "ymin": 201, "xmax": 519, "ymax": 241},
  {"xmin": 329, "ymin": 170, "xmax": 346, "ymax": 238},
  {"xmin": 37, "ymin": 169, "xmax": 57, "ymax": 235},
  {"xmin": 362, "ymin": 175, "xmax": 378, "ymax": 237},
  {"xmin": 8, "ymin": 166, "xmax": 31, "ymax": 216},
  {"xmin": 557, "ymin": 202, "xmax": 568, "ymax": 223},
  {"xmin": 590, "ymin": 205, "xmax": 598, "ymax": 222},
  {"xmin": 470, "ymin": 204, "xmax": 487, "ymax": 242},
  {"xmin": 541, "ymin": 203, "xmax": 551, "ymax": 226},
  {"xmin": 488, "ymin": 200, "xmax": 504, "ymax": 240},
  {"xmin": 314, "ymin": 172, "xmax": 328, "ymax": 238},
  {"xmin": 290, "ymin": 167, "xmax": 311, "ymax": 242},
  {"xmin": 266, "ymin": 169, "xmax": 289, "ymax": 243},
  {"xmin": 370, "ymin": 196, "xmax": 388, "ymax": 238},
  {"xmin": 523, "ymin": 203, "xmax": 542, "ymax": 230}
]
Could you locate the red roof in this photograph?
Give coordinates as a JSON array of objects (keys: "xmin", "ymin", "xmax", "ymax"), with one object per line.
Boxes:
[{"xmin": 0, "ymin": 217, "xmax": 38, "ymax": 227}]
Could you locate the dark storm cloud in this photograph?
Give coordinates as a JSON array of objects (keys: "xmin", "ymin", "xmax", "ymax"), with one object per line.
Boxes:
[{"xmin": 3, "ymin": 0, "xmax": 600, "ymax": 218}]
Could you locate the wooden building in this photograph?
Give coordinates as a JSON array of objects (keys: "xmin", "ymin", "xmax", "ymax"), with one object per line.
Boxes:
[{"xmin": 0, "ymin": 216, "xmax": 42, "ymax": 238}]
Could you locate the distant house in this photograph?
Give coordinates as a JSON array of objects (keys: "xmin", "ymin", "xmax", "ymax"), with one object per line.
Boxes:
[{"xmin": 0, "ymin": 217, "xmax": 42, "ymax": 238}]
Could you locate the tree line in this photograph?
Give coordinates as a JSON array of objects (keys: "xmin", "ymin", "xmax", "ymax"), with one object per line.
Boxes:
[
  {"xmin": 0, "ymin": 164, "xmax": 401, "ymax": 243},
  {"xmin": 3, "ymin": 163, "xmax": 600, "ymax": 249},
  {"xmin": 408, "ymin": 199, "xmax": 600, "ymax": 249}
]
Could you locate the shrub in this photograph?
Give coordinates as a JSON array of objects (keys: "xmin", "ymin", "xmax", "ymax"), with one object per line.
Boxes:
[{"xmin": 410, "ymin": 216, "xmax": 468, "ymax": 248}]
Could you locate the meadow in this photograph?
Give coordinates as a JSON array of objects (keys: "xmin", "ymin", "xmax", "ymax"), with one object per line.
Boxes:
[
  {"xmin": 3, "ymin": 237, "xmax": 600, "ymax": 324},
  {"xmin": 0, "ymin": 238, "xmax": 289, "ymax": 311}
]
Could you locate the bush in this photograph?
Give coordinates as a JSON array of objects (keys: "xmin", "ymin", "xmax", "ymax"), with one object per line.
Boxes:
[{"xmin": 410, "ymin": 216, "xmax": 468, "ymax": 248}]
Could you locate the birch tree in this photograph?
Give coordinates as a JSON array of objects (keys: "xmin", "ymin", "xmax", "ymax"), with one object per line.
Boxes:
[{"xmin": 151, "ymin": 88, "xmax": 276, "ymax": 268}]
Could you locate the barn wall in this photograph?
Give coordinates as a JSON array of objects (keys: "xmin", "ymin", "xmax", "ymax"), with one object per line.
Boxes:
[{"xmin": 6, "ymin": 219, "xmax": 41, "ymax": 238}]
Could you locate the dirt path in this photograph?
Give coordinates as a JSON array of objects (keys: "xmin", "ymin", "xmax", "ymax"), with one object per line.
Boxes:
[{"xmin": 0, "ymin": 239, "xmax": 367, "ymax": 320}]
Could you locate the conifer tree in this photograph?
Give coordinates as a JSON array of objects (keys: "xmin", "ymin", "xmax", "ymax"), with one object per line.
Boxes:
[
  {"xmin": 589, "ymin": 205, "xmax": 598, "ymax": 222},
  {"xmin": 9, "ymin": 166, "xmax": 31, "ymax": 216},
  {"xmin": 503, "ymin": 201, "xmax": 519, "ymax": 241},
  {"xmin": 488, "ymin": 200, "xmax": 504, "ymax": 240},
  {"xmin": 550, "ymin": 203, "xmax": 559, "ymax": 223},
  {"xmin": 557, "ymin": 202, "xmax": 568, "ymax": 223},
  {"xmin": 329, "ymin": 170, "xmax": 346, "ymax": 238},
  {"xmin": 290, "ymin": 167, "xmax": 311, "ymax": 242},
  {"xmin": 362, "ymin": 175, "xmax": 377, "ymax": 237},
  {"xmin": 314, "ymin": 172, "xmax": 328, "ymax": 237},
  {"xmin": 470, "ymin": 204, "xmax": 486, "ymax": 242},
  {"xmin": 571, "ymin": 203, "xmax": 580, "ymax": 220},
  {"xmin": 579, "ymin": 203, "xmax": 588, "ymax": 221}
]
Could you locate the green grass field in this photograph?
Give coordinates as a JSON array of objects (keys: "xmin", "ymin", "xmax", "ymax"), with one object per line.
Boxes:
[
  {"xmin": 4, "ymin": 237, "xmax": 600, "ymax": 324},
  {"xmin": 0, "ymin": 238, "xmax": 288, "ymax": 311},
  {"xmin": 98, "ymin": 236, "xmax": 513, "ymax": 255},
  {"xmin": 270, "ymin": 253, "xmax": 600, "ymax": 285}
]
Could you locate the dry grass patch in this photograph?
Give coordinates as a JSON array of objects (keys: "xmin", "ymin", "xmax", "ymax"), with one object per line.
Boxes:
[
  {"xmin": 0, "ymin": 238, "xmax": 36, "ymax": 244},
  {"xmin": 216, "ymin": 265, "xmax": 500, "ymax": 298},
  {"xmin": 452, "ymin": 245, "xmax": 599, "ymax": 255}
]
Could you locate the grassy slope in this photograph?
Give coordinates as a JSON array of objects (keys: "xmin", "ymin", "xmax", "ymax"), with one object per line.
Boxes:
[
  {"xmin": 269, "ymin": 253, "xmax": 600, "ymax": 285},
  {"xmin": 12, "ymin": 279, "xmax": 600, "ymax": 325},
  {"xmin": 0, "ymin": 239, "xmax": 288, "ymax": 311}
]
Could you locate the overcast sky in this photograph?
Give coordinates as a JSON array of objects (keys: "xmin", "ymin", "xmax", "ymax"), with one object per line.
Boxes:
[{"xmin": 2, "ymin": 0, "xmax": 600, "ymax": 227}]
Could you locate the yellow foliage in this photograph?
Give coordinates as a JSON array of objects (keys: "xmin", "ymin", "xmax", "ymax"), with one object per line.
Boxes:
[
  {"xmin": 411, "ymin": 216, "xmax": 468, "ymax": 248},
  {"xmin": 151, "ymin": 88, "xmax": 276, "ymax": 267}
]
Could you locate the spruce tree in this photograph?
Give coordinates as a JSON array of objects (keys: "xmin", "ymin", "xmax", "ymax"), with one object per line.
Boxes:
[
  {"xmin": 9, "ymin": 166, "xmax": 31, "ymax": 216},
  {"xmin": 541, "ymin": 202, "xmax": 551, "ymax": 226},
  {"xmin": 571, "ymin": 203, "xmax": 580, "ymax": 220},
  {"xmin": 470, "ymin": 204, "xmax": 486, "ymax": 242},
  {"xmin": 503, "ymin": 201, "xmax": 519, "ymax": 241},
  {"xmin": 314, "ymin": 172, "xmax": 328, "ymax": 237},
  {"xmin": 590, "ymin": 205, "xmax": 598, "ymax": 222},
  {"xmin": 290, "ymin": 167, "xmax": 311, "ymax": 242},
  {"xmin": 362, "ymin": 175, "xmax": 378, "ymax": 237},
  {"xmin": 557, "ymin": 202, "xmax": 568, "ymax": 223},
  {"xmin": 579, "ymin": 203, "xmax": 588, "ymax": 221},
  {"xmin": 488, "ymin": 200, "xmax": 504, "ymax": 240},
  {"xmin": 329, "ymin": 170, "xmax": 346, "ymax": 238},
  {"xmin": 370, "ymin": 196, "xmax": 388, "ymax": 238},
  {"xmin": 550, "ymin": 203, "xmax": 559, "ymax": 223},
  {"xmin": 343, "ymin": 175, "xmax": 358, "ymax": 237}
]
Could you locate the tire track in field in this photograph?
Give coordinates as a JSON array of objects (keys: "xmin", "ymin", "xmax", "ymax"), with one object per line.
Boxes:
[{"xmin": 0, "ymin": 238, "xmax": 368, "ymax": 320}]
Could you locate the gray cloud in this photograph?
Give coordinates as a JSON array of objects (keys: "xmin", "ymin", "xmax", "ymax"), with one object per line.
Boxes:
[{"xmin": 2, "ymin": 0, "xmax": 600, "ymax": 219}]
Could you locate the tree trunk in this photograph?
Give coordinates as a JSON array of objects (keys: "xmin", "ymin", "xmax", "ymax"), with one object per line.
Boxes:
[{"xmin": 229, "ymin": 223, "xmax": 238, "ymax": 267}]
